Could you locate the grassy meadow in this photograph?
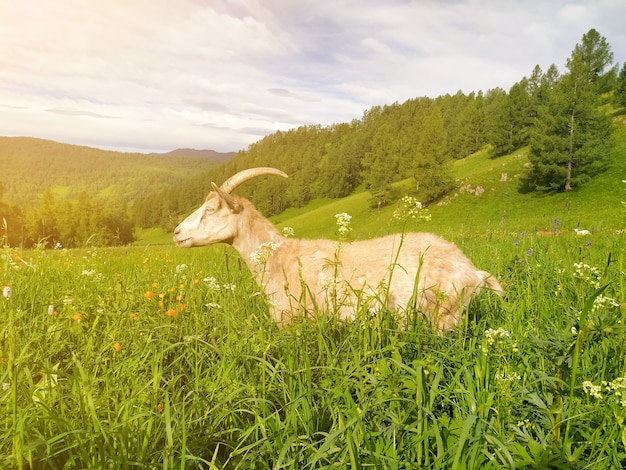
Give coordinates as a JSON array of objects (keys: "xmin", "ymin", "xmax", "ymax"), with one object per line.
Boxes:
[
  {"xmin": 2, "ymin": 127, "xmax": 626, "ymax": 468},
  {"xmin": 1, "ymin": 214, "xmax": 626, "ymax": 468}
]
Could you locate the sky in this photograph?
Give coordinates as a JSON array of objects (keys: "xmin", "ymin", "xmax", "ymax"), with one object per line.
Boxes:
[{"xmin": 1, "ymin": 0, "xmax": 625, "ymax": 154}]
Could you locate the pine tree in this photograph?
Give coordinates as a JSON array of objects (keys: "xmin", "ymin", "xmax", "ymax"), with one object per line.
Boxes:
[
  {"xmin": 412, "ymin": 106, "xmax": 453, "ymax": 203},
  {"xmin": 521, "ymin": 29, "xmax": 614, "ymax": 192}
]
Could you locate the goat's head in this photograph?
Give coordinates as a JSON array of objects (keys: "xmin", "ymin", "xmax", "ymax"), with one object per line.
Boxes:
[{"xmin": 173, "ymin": 167, "xmax": 288, "ymax": 248}]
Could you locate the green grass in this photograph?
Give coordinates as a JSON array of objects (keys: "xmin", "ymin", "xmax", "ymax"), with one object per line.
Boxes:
[
  {"xmin": 3, "ymin": 123, "xmax": 625, "ymax": 468},
  {"xmin": 2, "ymin": 226, "xmax": 626, "ymax": 468}
]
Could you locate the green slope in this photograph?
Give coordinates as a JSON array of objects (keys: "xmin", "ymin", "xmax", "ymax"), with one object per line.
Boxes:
[
  {"xmin": 139, "ymin": 119, "xmax": 626, "ymax": 245},
  {"xmin": 273, "ymin": 122, "xmax": 626, "ymax": 241}
]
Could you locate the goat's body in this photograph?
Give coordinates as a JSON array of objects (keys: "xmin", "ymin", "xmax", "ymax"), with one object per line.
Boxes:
[
  {"xmin": 174, "ymin": 167, "xmax": 503, "ymax": 332},
  {"xmin": 258, "ymin": 232, "xmax": 501, "ymax": 329}
]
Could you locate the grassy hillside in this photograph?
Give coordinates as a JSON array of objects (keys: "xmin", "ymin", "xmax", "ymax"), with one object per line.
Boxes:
[
  {"xmin": 273, "ymin": 120, "xmax": 626, "ymax": 242},
  {"xmin": 0, "ymin": 137, "xmax": 227, "ymax": 206},
  {"xmin": 137, "ymin": 118, "xmax": 626, "ymax": 245}
]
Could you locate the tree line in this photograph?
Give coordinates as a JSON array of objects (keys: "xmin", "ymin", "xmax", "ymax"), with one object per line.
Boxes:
[
  {"xmin": 1, "ymin": 184, "xmax": 134, "ymax": 248},
  {"xmin": 2, "ymin": 29, "xmax": 625, "ymax": 247}
]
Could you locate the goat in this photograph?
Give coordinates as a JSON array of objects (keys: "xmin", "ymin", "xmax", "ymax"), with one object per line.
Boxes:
[
  {"xmin": 173, "ymin": 167, "xmax": 503, "ymax": 331},
  {"xmin": 574, "ymin": 228, "xmax": 590, "ymax": 236}
]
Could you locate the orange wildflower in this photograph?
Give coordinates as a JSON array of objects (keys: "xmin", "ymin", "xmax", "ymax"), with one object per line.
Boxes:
[
  {"xmin": 130, "ymin": 313, "xmax": 138, "ymax": 320},
  {"xmin": 178, "ymin": 303, "xmax": 186, "ymax": 311},
  {"xmin": 166, "ymin": 308, "xmax": 177, "ymax": 317},
  {"xmin": 72, "ymin": 313, "xmax": 82, "ymax": 322},
  {"xmin": 156, "ymin": 403, "xmax": 164, "ymax": 412},
  {"xmin": 144, "ymin": 291, "xmax": 154, "ymax": 300},
  {"xmin": 113, "ymin": 342, "xmax": 122, "ymax": 353}
]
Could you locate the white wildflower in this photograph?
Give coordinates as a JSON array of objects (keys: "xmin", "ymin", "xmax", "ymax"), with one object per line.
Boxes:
[
  {"xmin": 393, "ymin": 196, "xmax": 432, "ymax": 223},
  {"xmin": 250, "ymin": 242, "xmax": 281, "ymax": 266},
  {"xmin": 335, "ymin": 213, "xmax": 353, "ymax": 239},
  {"xmin": 583, "ymin": 380, "xmax": 603, "ymax": 399},
  {"xmin": 573, "ymin": 262, "xmax": 602, "ymax": 288},
  {"xmin": 3, "ymin": 286, "xmax": 11, "ymax": 300},
  {"xmin": 484, "ymin": 328, "xmax": 510, "ymax": 345},
  {"xmin": 281, "ymin": 226, "xmax": 295, "ymax": 238},
  {"xmin": 48, "ymin": 304, "xmax": 55, "ymax": 315},
  {"xmin": 203, "ymin": 276, "xmax": 221, "ymax": 291}
]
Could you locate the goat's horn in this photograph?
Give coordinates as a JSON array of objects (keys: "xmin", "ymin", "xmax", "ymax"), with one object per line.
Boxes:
[{"xmin": 219, "ymin": 167, "xmax": 288, "ymax": 194}]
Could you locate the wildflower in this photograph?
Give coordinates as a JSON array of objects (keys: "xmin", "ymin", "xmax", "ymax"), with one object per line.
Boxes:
[
  {"xmin": 282, "ymin": 226, "xmax": 295, "ymax": 238},
  {"xmin": 2, "ymin": 383, "xmax": 9, "ymax": 391},
  {"xmin": 335, "ymin": 213, "xmax": 352, "ymax": 238},
  {"xmin": 482, "ymin": 328, "xmax": 516, "ymax": 353},
  {"xmin": 393, "ymin": 196, "xmax": 432, "ymax": 223},
  {"xmin": 204, "ymin": 276, "xmax": 221, "ymax": 291},
  {"xmin": 152, "ymin": 282, "xmax": 159, "ymax": 288},
  {"xmin": 144, "ymin": 291, "xmax": 154, "ymax": 300},
  {"xmin": 3, "ymin": 286, "xmax": 11, "ymax": 300},
  {"xmin": 130, "ymin": 313, "xmax": 138, "ymax": 320},
  {"xmin": 250, "ymin": 241, "xmax": 281, "ymax": 265},
  {"xmin": 166, "ymin": 308, "xmax": 177, "ymax": 317},
  {"xmin": 485, "ymin": 328, "xmax": 510, "ymax": 344},
  {"xmin": 573, "ymin": 262, "xmax": 602, "ymax": 288},
  {"xmin": 175, "ymin": 264, "xmax": 188, "ymax": 273},
  {"xmin": 583, "ymin": 380, "xmax": 603, "ymax": 399},
  {"xmin": 113, "ymin": 342, "xmax": 122, "ymax": 353},
  {"xmin": 156, "ymin": 403, "xmax": 164, "ymax": 412},
  {"xmin": 72, "ymin": 313, "xmax": 82, "ymax": 322},
  {"xmin": 48, "ymin": 304, "xmax": 55, "ymax": 315}
]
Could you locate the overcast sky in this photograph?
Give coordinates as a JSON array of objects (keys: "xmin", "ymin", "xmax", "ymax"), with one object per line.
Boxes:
[{"xmin": 1, "ymin": 0, "xmax": 624, "ymax": 154}]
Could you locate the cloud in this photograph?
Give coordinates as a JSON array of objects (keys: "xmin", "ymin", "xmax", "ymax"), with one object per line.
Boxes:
[
  {"xmin": 0, "ymin": 0, "xmax": 624, "ymax": 153},
  {"xmin": 47, "ymin": 107, "xmax": 120, "ymax": 119}
]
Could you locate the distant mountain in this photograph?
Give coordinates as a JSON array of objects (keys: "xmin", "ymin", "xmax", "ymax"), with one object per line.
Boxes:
[
  {"xmin": 157, "ymin": 148, "xmax": 236, "ymax": 162},
  {"xmin": 0, "ymin": 136, "xmax": 225, "ymax": 206}
]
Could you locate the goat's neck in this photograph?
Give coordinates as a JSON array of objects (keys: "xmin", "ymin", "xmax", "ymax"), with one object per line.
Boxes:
[{"xmin": 231, "ymin": 207, "xmax": 284, "ymax": 267}]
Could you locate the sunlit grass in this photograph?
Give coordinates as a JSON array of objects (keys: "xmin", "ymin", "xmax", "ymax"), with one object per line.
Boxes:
[{"xmin": 1, "ymin": 224, "xmax": 625, "ymax": 468}]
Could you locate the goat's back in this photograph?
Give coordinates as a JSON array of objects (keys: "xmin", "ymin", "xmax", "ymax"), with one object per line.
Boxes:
[{"xmin": 266, "ymin": 232, "xmax": 502, "ymax": 330}]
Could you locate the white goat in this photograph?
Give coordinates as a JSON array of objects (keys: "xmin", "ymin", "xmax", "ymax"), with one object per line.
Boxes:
[
  {"xmin": 574, "ymin": 228, "xmax": 590, "ymax": 236},
  {"xmin": 174, "ymin": 167, "xmax": 503, "ymax": 331}
]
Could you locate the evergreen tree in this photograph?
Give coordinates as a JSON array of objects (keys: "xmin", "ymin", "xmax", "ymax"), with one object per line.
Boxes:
[
  {"xmin": 412, "ymin": 106, "xmax": 453, "ymax": 203},
  {"xmin": 521, "ymin": 29, "xmax": 615, "ymax": 192},
  {"xmin": 362, "ymin": 123, "xmax": 398, "ymax": 208}
]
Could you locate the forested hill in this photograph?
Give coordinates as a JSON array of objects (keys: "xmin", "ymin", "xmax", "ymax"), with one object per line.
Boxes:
[
  {"xmin": 157, "ymin": 148, "xmax": 235, "ymax": 162},
  {"xmin": 0, "ymin": 136, "xmax": 230, "ymax": 206}
]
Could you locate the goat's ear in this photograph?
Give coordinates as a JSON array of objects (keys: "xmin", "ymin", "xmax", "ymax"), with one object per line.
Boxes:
[{"xmin": 211, "ymin": 182, "xmax": 242, "ymax": 213}]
